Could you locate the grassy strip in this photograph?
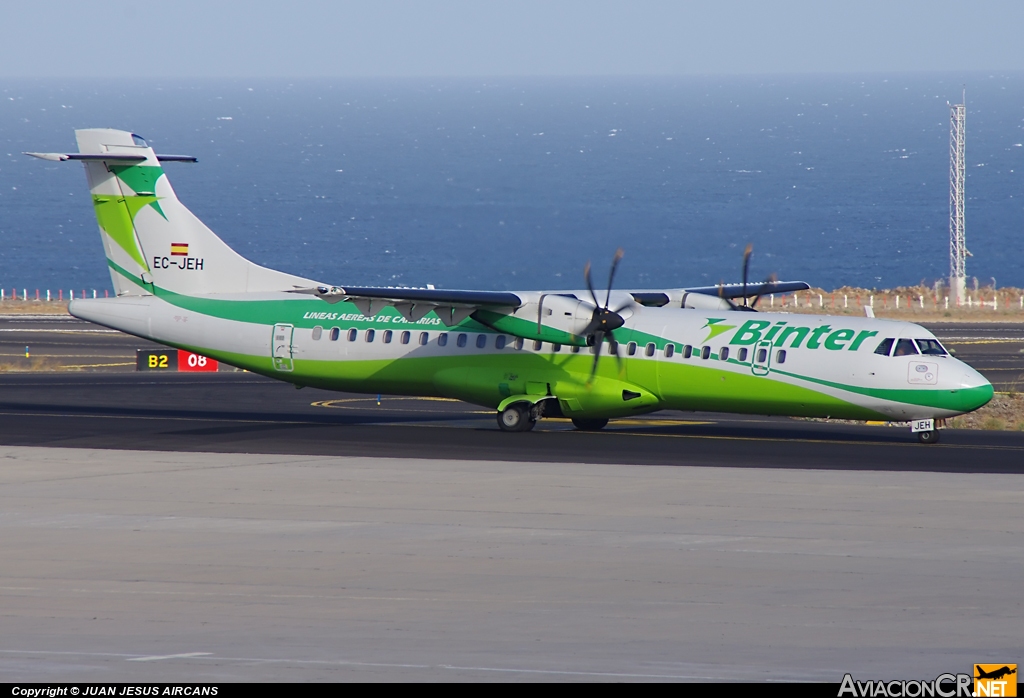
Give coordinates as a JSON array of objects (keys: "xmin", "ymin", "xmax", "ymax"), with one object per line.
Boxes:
[{"xmin": 0, "ymin": 300, "xmax": 71, "ymax": 315}]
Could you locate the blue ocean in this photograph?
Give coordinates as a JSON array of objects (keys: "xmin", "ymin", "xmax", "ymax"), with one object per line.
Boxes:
[{"xmin": 2, "ymin": 75, "xmax": 1022, "ymax": 293}]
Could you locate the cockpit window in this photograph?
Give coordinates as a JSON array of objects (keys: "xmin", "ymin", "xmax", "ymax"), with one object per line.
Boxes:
[
  {"xmin": 915, "ymin": 339, "xmax": 947, "ymax": 356},
  {"xmin": 874, "ymin": 338, "xmax": 894, "ymax": 356},
  {"xmin": 893, "ymin": 338, "xmax": 919, "ymax": 356}
]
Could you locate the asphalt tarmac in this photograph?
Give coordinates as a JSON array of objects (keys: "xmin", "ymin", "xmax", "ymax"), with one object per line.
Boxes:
[
  {"xmin": 2, "ymin": 446, "xmax": 1021, "ymax": 682},
  {"xmin": 0, "ymin": 372, "xmax": 1023, "ymax": 472}
]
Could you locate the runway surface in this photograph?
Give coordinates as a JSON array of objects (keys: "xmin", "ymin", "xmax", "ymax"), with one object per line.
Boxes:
[{"xmin": 1, "ymin": 446, "xmax": 1021, "ymax": 682}]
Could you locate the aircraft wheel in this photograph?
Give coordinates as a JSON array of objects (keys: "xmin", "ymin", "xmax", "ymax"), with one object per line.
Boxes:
[
  {"xmin": 498, "ymin": 403, "xmax": 534, "ymax": 432},
  {"xmin": 917, "ymin": 430, "xmax": 940, "ymax": 444},
  {"xmin": 572, "ymin": 418, "xmax": 609, "ymax": 431}
]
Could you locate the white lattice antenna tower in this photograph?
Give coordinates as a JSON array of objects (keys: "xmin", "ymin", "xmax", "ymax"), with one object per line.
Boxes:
[{"xmin": 949, "ymin": 94, "xmax": 967, "ymax": 305}]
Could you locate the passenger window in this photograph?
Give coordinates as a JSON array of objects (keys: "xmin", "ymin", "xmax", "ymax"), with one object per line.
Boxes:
[
  {"xmin": 496, "ymin": 335, "xmax": 506, "ymax": 350},
  {"xmin": 400, "ymin": 330, "xmax": 410, "ymax": 344},
  {"xmin": 553, "ymin": 343, "xmax": 562, "ymax": 352},
  {"xmin": 347, "ymin": 328, "xmax": 357, "ymax": 342},
  {"xmin": 683, "ymin": 345, "xmax": 692, "ymax": 359},
  {"xmin": 609, "ymin": 340, "xmax": 619, "ymax": 354},
  {"xmin": 720, "ymin": 347, "xmax": 729, "ymax": 361},
  {"xmin": 915, "ymin": 339, "xmax": 947, "ymax": 355},
  {"xmin": 457, "ymin": 333, "xmax": 468, "ymax": 348},
  {"xmin": 514, "ymin": 337, "xmax": 524, "ymax": 350},
  {"xmin": 701, "ymin": 346, "xmax": 710, "ymax": 360},
  {"xmin": 382, "ymin": 330, "xmax": 392, "ymax": 344},
  {"xmin": 645, "ymin": 343, "xmax": 655, "ymax": 357},
  {"xmin": 756, "ymin": 348, "xmax": 767, "ymax": 363},
  {"xmin": 476, "ymin": 334, "xmax": 487, "ymax": 349},
  {"xmin": 365, "ymin": 329, "xmax": 375, "ymax": 342},
  {"xmin": 627, "ymin": 342, "xmax": 637, "ymax": 356},
  {"xmin": 571, "ymin": 345, "xmax": 580, "ymax": 354},
  {"xmin": 738, "ymin": 347, "xmax": 747, "ymax": 362},
  {"xmin": 438, "ymin": 332, "xmax": 448, "ymax": 347},
  {"xmin": 874, "ymin": 338, "xmax": 894, "ymax": 356},
  {"xmin": 312, "ymin": 326, "xmax": 322, "ymax": 341},
  {"xmin": 330, "ymin": 327, "xmax": 341, "ymax": 341},
  {"xmin": 893, "ymin": 338, "xmax": 919, "ymax": 357},
  {"xmin": 419, "ymin": 332, "xmax": 429, "ymax": 345},
  {"xmin": 776, "ymin": 349, "xmax": 787, "ymax": 364},
  {"xmin": 533, "ymin": 340, "xmax": 543, "ymax": 351},
  {"xmin": 665, "ymin": 344, "xmax": 674, "ymax": 358}
]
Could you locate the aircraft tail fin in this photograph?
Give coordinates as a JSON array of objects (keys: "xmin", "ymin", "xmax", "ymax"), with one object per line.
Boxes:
[{"xmin": 52, "ymin": 129, "xmax": 316, "ymax": 296}]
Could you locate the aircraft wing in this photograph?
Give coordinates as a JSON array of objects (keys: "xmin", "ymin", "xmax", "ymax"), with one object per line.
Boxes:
[
  {"xmin": 617, "ymin": 281, "xmax": 811, "ymax": 308},
  {"xmin": 288, "ymin": 285, "xmax": 523, "ymax": 325},
  {"xmin": 289, "ymin": 279, "xmax": 811, "ymax": 322},
  {"xmin": 682, "ymin": 280, "xmax": 811, "ymax": 299}
]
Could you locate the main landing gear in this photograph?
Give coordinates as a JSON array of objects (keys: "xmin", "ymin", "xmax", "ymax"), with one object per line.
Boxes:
[
  {"xmin": 497, "ymin": 403, "xmax": 536, "ymax": 432},
  {"xmin": 571, "ymin": 418, "xmax": 608, "ymax": 431},
  {"xmin": 497, "ymin": 402, "xmax": 612, "ymax": 433}
]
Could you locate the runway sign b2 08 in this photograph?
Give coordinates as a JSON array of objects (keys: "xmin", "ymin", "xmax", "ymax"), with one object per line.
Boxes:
[{"xmin": 137, "ymin": 349, "xmax": 218, "ymax": 372}]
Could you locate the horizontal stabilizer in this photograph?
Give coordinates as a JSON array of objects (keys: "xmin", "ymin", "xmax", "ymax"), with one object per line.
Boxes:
[{"xmin": 24, "ymin": 152, "xmax": 196, "ymax": 163}]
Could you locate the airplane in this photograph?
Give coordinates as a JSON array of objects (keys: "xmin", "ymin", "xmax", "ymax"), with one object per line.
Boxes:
[
  {"xmin": 25, "ymin": 129, "xmax": 993, "ymax": 444},
  {"xmin": 975, "ymin": 666, "xmax": 1016, "ymax": 681}
]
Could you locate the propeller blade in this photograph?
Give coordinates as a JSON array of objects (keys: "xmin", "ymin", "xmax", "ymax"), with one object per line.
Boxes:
[
  {"xmin": 604, "ymin": 248, "xmax": 624, "ymax": 308},
  {"xmin": 584, "ymin": 261, "xmax": 600, "ymax": 308},
  {"xmin": 609, "ymin": 334, "xmax": 623, "ymax": 375},
  {"xmin": 588, "ymin": 330, "xmax": 605, "ymax": 384},
  {"xmin": 742, "ymin": 243, "xmax": 753, "ymax": 307},
  {"xmin": 750, "ymin": 273, "xmax": 778, "ymax": 308}
]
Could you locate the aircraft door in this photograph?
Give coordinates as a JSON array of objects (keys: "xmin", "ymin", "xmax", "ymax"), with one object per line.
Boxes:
[
  {"xmin": 272, "ymin": 323, "xmax": 294, "ymax": 372},
  {"xmin": 751, "ymin": 339, "xmax": 772, "ymax": 376}
]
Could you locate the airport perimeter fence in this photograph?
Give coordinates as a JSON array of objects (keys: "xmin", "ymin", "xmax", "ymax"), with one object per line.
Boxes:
[
  {"xmin": 764, "ymin": 289, "xmax": 1024, "ymax": 314},
  {"xmin": 0, "ymin": 288, "xmax": 108, "ymax": 302}
]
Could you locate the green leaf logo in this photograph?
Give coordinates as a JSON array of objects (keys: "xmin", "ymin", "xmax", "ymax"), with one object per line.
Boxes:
[{"xmin": 701, "ymin": 318, "xmax": 737, "ymax": 343}]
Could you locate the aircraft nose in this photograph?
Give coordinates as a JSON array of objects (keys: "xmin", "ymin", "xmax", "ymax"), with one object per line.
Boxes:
[{"xmin": 958, "ymin": 366, "xmax": 994, "ymax": 412}]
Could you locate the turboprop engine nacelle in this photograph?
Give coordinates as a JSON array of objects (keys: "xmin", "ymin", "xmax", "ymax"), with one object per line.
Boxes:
[
  {"xmin": 474, "ymin": 293, "xmax": 597, "ymax": 346},
  {"xmin": 681, "ymin": 292, "xmax": 735, "ymax": 311}
]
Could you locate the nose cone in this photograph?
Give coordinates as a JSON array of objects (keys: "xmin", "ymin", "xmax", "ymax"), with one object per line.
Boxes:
[{"xmin": 959, "ymin": 366, "xmax": 994, "ymax": 413}]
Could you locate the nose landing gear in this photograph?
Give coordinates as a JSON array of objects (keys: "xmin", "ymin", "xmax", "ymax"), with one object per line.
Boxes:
[{"xmin": 911, "ymin": 418, "xmax": 944, "ymax": 444}]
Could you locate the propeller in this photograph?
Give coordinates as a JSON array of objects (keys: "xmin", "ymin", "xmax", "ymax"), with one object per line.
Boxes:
[
  {"xmin": 735, "ymin": 244, "xmax": 777, "ymax": 311},
  {"xmin": 581, "ymin": 248, "xmax": 629, "ymax": 383}
]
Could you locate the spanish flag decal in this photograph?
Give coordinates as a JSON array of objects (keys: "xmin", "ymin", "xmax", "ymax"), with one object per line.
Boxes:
[{"xmin": 170, "ymin": 243, "xmax": 189, "ymax": 257}]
